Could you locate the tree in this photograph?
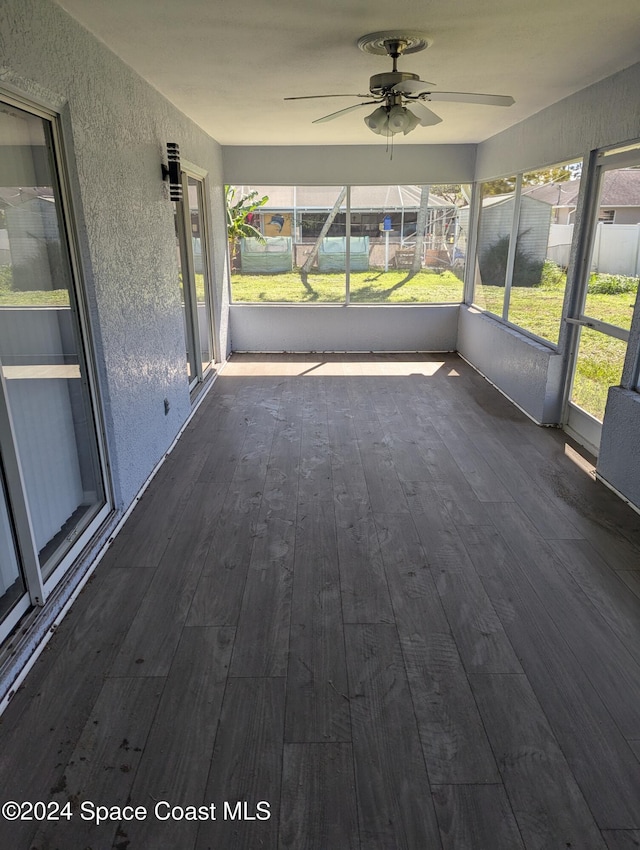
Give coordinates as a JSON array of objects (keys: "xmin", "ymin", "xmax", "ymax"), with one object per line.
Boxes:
[
  {"xmin": 482, "ymin": 166, "xmax": 576, "ymax": 197},
  {"xmin": 225, "ymin": 186, "xmax": 268, "ymax": 269},
  {"xmin": 430, "ymin": 184, "xmax": 465, "ymax": 205}
]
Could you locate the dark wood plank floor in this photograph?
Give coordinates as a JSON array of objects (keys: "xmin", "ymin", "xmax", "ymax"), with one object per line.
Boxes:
[{"xmin": 2, "ymin": 352, "xmax": 640, "ymax": 850}]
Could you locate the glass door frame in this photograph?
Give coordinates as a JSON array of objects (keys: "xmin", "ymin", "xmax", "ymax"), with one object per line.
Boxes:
[
  {"xmin": 0, "ymin": 380, "xmax": 42, "ymax": 639},
  {"xmin": 175, "ymin": 175, "xmax": 199, "ymax": 391},
  {"xmin": 0, "ymin": 90, "xmax": 113, "ymax": 642},
  {"xmin": 175, "ymin": 163, "xmax": 217, "ymax": 393},
  {"xmin": 562, "ymin": 144, "xmax": 640, "ymax": 455}
]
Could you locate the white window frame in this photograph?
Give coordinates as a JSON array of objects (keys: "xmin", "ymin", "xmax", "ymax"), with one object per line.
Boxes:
[{"xmin": 561, "ymin": 142, "xmax": 640, "ymax": 453}]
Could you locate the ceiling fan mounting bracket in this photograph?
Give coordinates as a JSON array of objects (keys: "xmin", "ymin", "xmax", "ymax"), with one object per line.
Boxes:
[{"xmin": 357, "ymin": 31, "xmax": 432, "ymax": 58}]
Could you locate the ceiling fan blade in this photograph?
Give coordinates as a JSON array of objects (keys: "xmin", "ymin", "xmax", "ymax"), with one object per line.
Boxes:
[
  {"xmin": 312, "ymin": 102, "xmax": 378, "ymax": 124},
  {"xmin": 391, "ymin": 78, "xmax": 436, "ymax": 95},
  {"xmin": 284, "ymin": 93, "xmax": 371, "ymax": 101},
  {"xmin": 407, "ymin": 101, "xmax": 443, "ymax": 127},
  {"xmin": 426, "ymin": 91, "xmax": 515, "ymax": 107}
]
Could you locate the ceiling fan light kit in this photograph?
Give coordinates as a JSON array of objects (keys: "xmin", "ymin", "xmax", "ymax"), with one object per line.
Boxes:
[
  {"xmin": 366, "ymin": 103, "xmax": 420, "ymax": 136},
  {"xmin": 284, "ymin": 29, "xmax": 514, "ymax": 140},
  {"xmin": 389, "ymin": 105, "xmax": 420, "ymax": 135},
  {"xmin": 363, "ymin": 105, "xmax": 388, "ymax": 134}
]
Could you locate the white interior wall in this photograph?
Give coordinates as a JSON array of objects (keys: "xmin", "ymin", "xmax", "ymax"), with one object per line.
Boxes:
[{"xmin": 230, "ymin": 305, "xmax": 459, "ymax": 353}]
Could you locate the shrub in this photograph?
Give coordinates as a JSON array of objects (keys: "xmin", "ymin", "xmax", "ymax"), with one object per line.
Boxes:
[
  {"xmin": 540, "ymin": 260, "xmax": 566, "ymax": 287},
  {"xmin": 479, "ymin": 235, "xmax": 544, "ymax": 288},
  {"xmin": 0, "ymin": 265, "xmax": 12, "ymax": 292},
  {"xmin": 587, "ymin": 273, "xmax": 639, "ymax": 295}
]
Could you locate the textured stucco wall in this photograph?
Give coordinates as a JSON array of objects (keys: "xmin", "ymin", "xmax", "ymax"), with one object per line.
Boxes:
[
  {"xmin": 475, "ymin": 61, "xmax": 640, "ymax": 179},
  {"xmin": 0, "ymin": 0, "xmax": 229, "ymax": 509},
  {"xmin": 222, "ymin": 144, "xmax": 476, "ymax": 186},
  {"xmin": 230, "ymin": 304, "xmax": 459, "ymax": 353},
  {"xmin": 457, "ymin": 307, "xmax": 564, "ymax": 423},
  {"xmin": 598, "ymin": 388, "xmax": 640, "ymax": 509}
]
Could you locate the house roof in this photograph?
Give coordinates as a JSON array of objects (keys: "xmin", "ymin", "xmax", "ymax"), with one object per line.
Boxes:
[
  {"xmin": 479, "ymin": 192, "xmax": 551, "ymax": 209},
  {"xmin": 233, "ymin": 185, "xmax": 456, "ymax": 211},
  {"xmin": 524, "ymin": 170, "xmax": 640, "ymax": 208},
  {"xmin": 522, "ymin": 181, "xmax": 582, "ymax": 207}
]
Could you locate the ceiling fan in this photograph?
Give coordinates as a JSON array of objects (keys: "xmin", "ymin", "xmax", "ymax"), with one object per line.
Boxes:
[{"xmin": 284, "ymin": 30, "xmax": 514, "ymax": 137}]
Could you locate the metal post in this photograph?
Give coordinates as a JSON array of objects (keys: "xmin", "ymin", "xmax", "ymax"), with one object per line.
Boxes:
[{"xmin": 345, "ymin": 186, "xmax": 351, "ymax": 305}]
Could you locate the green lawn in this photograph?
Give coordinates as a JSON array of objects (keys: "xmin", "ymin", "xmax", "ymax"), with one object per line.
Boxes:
[
  {"xmin": 496, "ymin": 276, "xmax": 637, "ymax": 420},
  {"xmin": 231, "ymin": 269, "xmax": 464, "ymax": 303},
  {"xmin": 0, "ymin": 288, "xmax": 70, "ymax": 306},
  {"xmin": 506, "ymin": 276, "xmax": 636, "ymax": 339},
  {"xmin": 505, "ymin": 282, "xmax": 567, "ymax": 343},
  {"xmin": 572, "ymin": 287, "xmax": 636, "ymax": 420},
  {"xmin": 572, "ymin": 329, "xmax": 628, "ymax": 420}
]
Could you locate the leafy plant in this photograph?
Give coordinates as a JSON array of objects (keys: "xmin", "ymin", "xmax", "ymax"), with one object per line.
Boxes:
[
  {"xmin": 0, "ymin": 265, "xmax": 13, "ymax": 292},
  {"xmin": 587, "ymin": 273, "xmax": 639, "ymax": 295},
  {"xmin": 225, "ymin": 186, "xmax": 268, "ymax": 244},
  {"xmin": 479, "ymin": 235, "xmax": 544, "ymax": 288},
  {"xmin": 482, "ymin": 165, "xmax": 577, "ymax": 196},
  {"xmin": 540, "ymin": 260, "xmax": 566, "ymax": 288},
  {"xmin": 225, "ymin": 186, "xmax": 269, "ymax": 272}
]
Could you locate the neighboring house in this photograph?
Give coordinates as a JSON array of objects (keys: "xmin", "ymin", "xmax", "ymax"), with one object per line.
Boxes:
[
  {"xmin": 234, "ymin": 184, "xmax": 464, "ymax": 268},
  {"xmin": 524, "ymin": 169, "xmax": 640, "ymax": 224},
  {"xmin": 459, "ymin": 193, "xmax": 553, "ymax": 266},
  {"xmin": 234, "ymin": 184, "xmax": 459, "ymax": 239},
  {"xmin": 457, "ymin": 175, "xmax": 640, "ymax": 274},
  {"xmin": 524, "ymin": 172, "xmax": 640, "ymax": 273}
]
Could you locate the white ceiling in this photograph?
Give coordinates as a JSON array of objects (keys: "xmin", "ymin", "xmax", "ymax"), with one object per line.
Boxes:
[{"xmin": 55, "ymin": 0, "xmax": 640, "ymax": 147}]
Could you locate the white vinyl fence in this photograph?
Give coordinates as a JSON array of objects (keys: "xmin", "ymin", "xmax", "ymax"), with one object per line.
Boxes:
[{"xmin": 549, "ymin": 223, "xmax": 640, "ymax": 276}]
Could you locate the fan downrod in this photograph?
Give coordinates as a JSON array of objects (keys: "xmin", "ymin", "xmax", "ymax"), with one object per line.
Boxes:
[{"xmin": 358, "ymin": 31, "xmax": 431, "ymax": 95}]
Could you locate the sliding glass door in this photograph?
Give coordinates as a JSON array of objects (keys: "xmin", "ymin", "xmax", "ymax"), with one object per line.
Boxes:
[{"xmin": 0, "ymin": 94, "xmax": 110, "ymax": 640}]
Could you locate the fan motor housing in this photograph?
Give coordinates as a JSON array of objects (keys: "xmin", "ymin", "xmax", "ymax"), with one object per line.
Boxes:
[{"xmin": 369, "ymin": 71, "xmax": 420, "ymax": 94}]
